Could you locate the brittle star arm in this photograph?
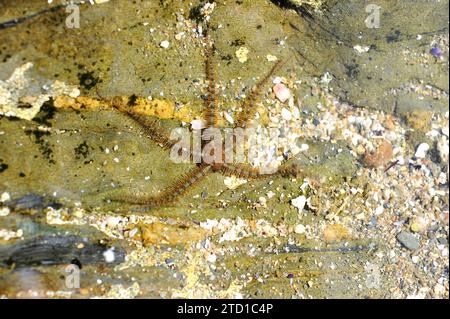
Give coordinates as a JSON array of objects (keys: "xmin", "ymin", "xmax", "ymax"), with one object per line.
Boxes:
[
  {"xmin": 98, "ymin": 90, "xmax": 177, "ymax": 150},
  {"xmin": 235, "ymin": 59, "xmax": 287, "ymax": 129},
  {"xmin": 124, "ymin": 111, "xmax": 176, "ymax": 150},
  {"xmin": 110, "ymin": 163, "xmax": 211, "ymax": 207},
  {"xmin": 219, "ymin": 163, "xmax": 306, "ymax": 179},
  {"xmin": 203, "ymin": 32, "xmax": 220, "ymax": 128}
]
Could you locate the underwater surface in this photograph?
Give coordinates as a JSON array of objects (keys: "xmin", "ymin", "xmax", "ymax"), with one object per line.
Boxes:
[{"xmin": 0, "ymin": 0, "xmax": 448, "ymax": 299}]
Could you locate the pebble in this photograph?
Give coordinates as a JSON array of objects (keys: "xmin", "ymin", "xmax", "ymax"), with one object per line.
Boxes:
[
  {"xmin": 207, "ymin": 253, "xmax": 217, "ymax": 263},
  {"xmin": 103, "ymin": 248, "xmax": 115, "ymax": 263},
  {"xmin": 415, "ymin": 143, "xmax": 430, "ymax": 159},
  {"xmin": 174, "ymin": 32, "xmax": 184, "ymax": 41},
  {"xmin": 235, "ymin": 47, "xmax": 249, "ymax": 63},
  {"xmin": 363, "ymin": 140, "xmax": 393, "ymax": 168},
  {"xmin": 266, "ymin": 191, "xmax": 275, "ymax": 199},
  {"xmin": 0, "ymin": 207, "xmax": 10, "ymax": 217},
  {"xmin": 396, "ymin": 231, "xmax": 420, "ymax": 251},
  {"xmin": 291, "ymin": 195, "xmax": 307, "ymax": 213},
  {"xmin": 223, "ymin": 111, "xmax": 234, "ymax": 124},
  {"xmin": 0, "ymin": 192, "xmax": 10, "ymax": 203},
  {"xmin": 323, "ymin": 224, "xmax": 350, "ymax": 243},
  {"xmin": 299, "ymin": 144, "xmax": 309, "ymax": 152},
  {"xmin": 353, "ymin": 45, "xmax": 370, "ymax": 53},
  {"xmin": 258, "ymin": 196, "xmax": 267, "ymax": 207},
  {"xmin": 106, "ymin": 216, "xmax": 122, "ymax": 228},
  {"xmin": 273, "ymin": 84, "xmax": 291, "ymax": 103},
  {"xmin": 266, "ymin": 54, "xmax": 278, "ymax": 62},
  {"xmin": 160, "ymin": 40, "xmax": 170, "ymax": 49},
  {"xmin": 224, "ymin": 176, "xmax": 247, "ymax": 190},
  {"xmin": 410, "ymin": 217, "xmax": 427, "ymax": 233},
  {"xmin": 281, "ymin": 108, "xmax": 292, "ymax": 121},
  {"xmin": 430, "ymin": 47, "xmax": 442, "ymax": 58},
  {"xmin": 294, "ymin": 224, "xmax": 306, "ymax": 234}
]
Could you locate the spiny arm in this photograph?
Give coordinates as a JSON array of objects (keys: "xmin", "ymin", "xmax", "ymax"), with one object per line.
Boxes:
[
  {"xmin": 203, "ymin": 31, "xmax": 220, "ymax": 128},
  {"xmin": 219, "ymin": 162, "xmax": 306, "ymax": 179},
  {"xmin": 110, "ymin": 164, "xmax": 211, "ymax": 207},
  {"xmin": 124, "ymin": 112, "xmax": 176, "ymax": 150},
  {"xmin": 235, "ymin": 59, "xmax": 287, "ymax": 129}
]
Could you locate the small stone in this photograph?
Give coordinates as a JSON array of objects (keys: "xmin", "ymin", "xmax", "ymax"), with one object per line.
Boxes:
[
  {"xmin": 356, "ymin": 145, "xmax": 366, "ymax": 155},
  {"xmin": 160, "ymin": 40, "xmax": 170, "ymax": 49},
  {"xmin": 223, "ymin": 111, "xmax": 234, "ymax": 124},
  {"xmin": 207, "ymin": 253, "xmax": 217, "ymax": 263},
  {"xmin": 103, "ymin": 248, "xmax": 115, "ymax": 263},
  {"xmin": 106, "ymin": 216, "xmax": 122, "ymax": 228},
  {"xmin": 73, "ymin": 208, "xmax": 84, "ymax": 219},
  {"xmin": 374, "ymin": 205, "xmax": 384, "ymax": 216},
  {"xmin": 415, "ymin": 143, "xmax": 430, "ymax": 159},
  {"xmin": 191, "ymin": 119, "xmax": 206, "ymax": 130},
  {"xmin": 353, "ymin": 45, "xmax": 370, "ymax": 53},
  {"xmin": 266, "ymin": 54, "xmax": 278, "ymax": 62},
  {"xmin": 291, "ymin": 195, "xmax": 307, "ymax": 213},
  {"xmin": 410, "ymin": 217, "xmax": 427, "ymax": 233},
  {"xmin": 299, "ymin": 144, "xmax": 309, "ymax": 152},
  {"xmin": 410, "ymin": 223, "xmax": 421, "ymax": 233},
  {"xmin": 0, "ymin": 207, "xmax": 10, "ymax": 217},
  {"xmin": 0, "ymin": 192, "xmax": 10, "ymax": 203},
  {"xmin": 405, "ymin": 110, "xmax": 432, "ymax": 131},
  {"xmin": 281, "ymin": 108, "xmax": 292, "ymax": 120},
  {"xmin": 175, "ymin": 32, "xmax": 184, "ymax": 40},
  {"xmin": 224, "ymin": 176, "xmax": 247, "ymax": 190},
  {"xmin": 323, "ymin": 224, "xmax": 350, "ymax": 243},
  {"xmin": 430, "ymin": 47, "xmax": 442, "ymax": 58},
  {"xmin": 294, "ymin": 224, "xmax": 306, "ymax": 234},
  {"xmin": 434, "ymin": 283, "xmax": 446, "ymax": 296},
  {"xmin": 235, "ymin": 46, "xmax": 249, "ymax": 63},
  {"xmin": 363, "ymin": 140, "xmax": 393, "ymax": 168},
  {"xmin": 396, "ymin": 231, "xmax": 420, "ymax": 251},
  {"xmin": 273, "ymin": 84, "xmax": 291, "ymax": 103},
  {"xmin": 258, "ymin": 196, "xmax": 267, "ymax": 207},
  {"xmin": 356, "ymin": 212, "xmax": 365, "ymax": 220},
  {"xmin": 266, "ymin": 191, "xmax": 275, "ymax": 199}
]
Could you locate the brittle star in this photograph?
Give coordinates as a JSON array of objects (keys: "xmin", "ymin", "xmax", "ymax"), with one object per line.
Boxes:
[{"xmin": 104, "ymin": 29, "xmax": 308, "ymax": 210}]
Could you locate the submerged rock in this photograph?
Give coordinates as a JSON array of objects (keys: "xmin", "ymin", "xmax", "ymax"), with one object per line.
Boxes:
[{"xmin": 396, "ymin": 231, "xmax": 420, "ymax": 251}]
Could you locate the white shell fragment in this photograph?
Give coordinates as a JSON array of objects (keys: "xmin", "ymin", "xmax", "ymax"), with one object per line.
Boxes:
[
  {"xmin": 281, "ymin": 108, "xmax": 292, "ymax": 121},
  {"xmin": 353, "ymin": 45, "xmax": 371, "ymax": 53},
  {"xmin": 235, "ymin": 47, "xmax": 249, "ymax": 63},
  {"xmin": 273, "ymin": 83, "xmax": 291, "ymax": 103},
  {"xmin": 294, "ymin": 224, "xmax": 306, "ymax": 234},
  {"xmin": 103, "ymin": 248, "xmax": 116, "ymax": 263},
  {"xmin": 415, "ymin": 143, "xmax": 430, "ymax": 159},
  {"xmin": 291, "ymin": 195, "xmax": 307, "ymax": 213},
  {"xmin": 160, "ymin": 40, "xmax": 170, "ymax": 49},
  {"xmin": 224, "ymin": 176, "xmax": 247, "ymax": 190}
]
